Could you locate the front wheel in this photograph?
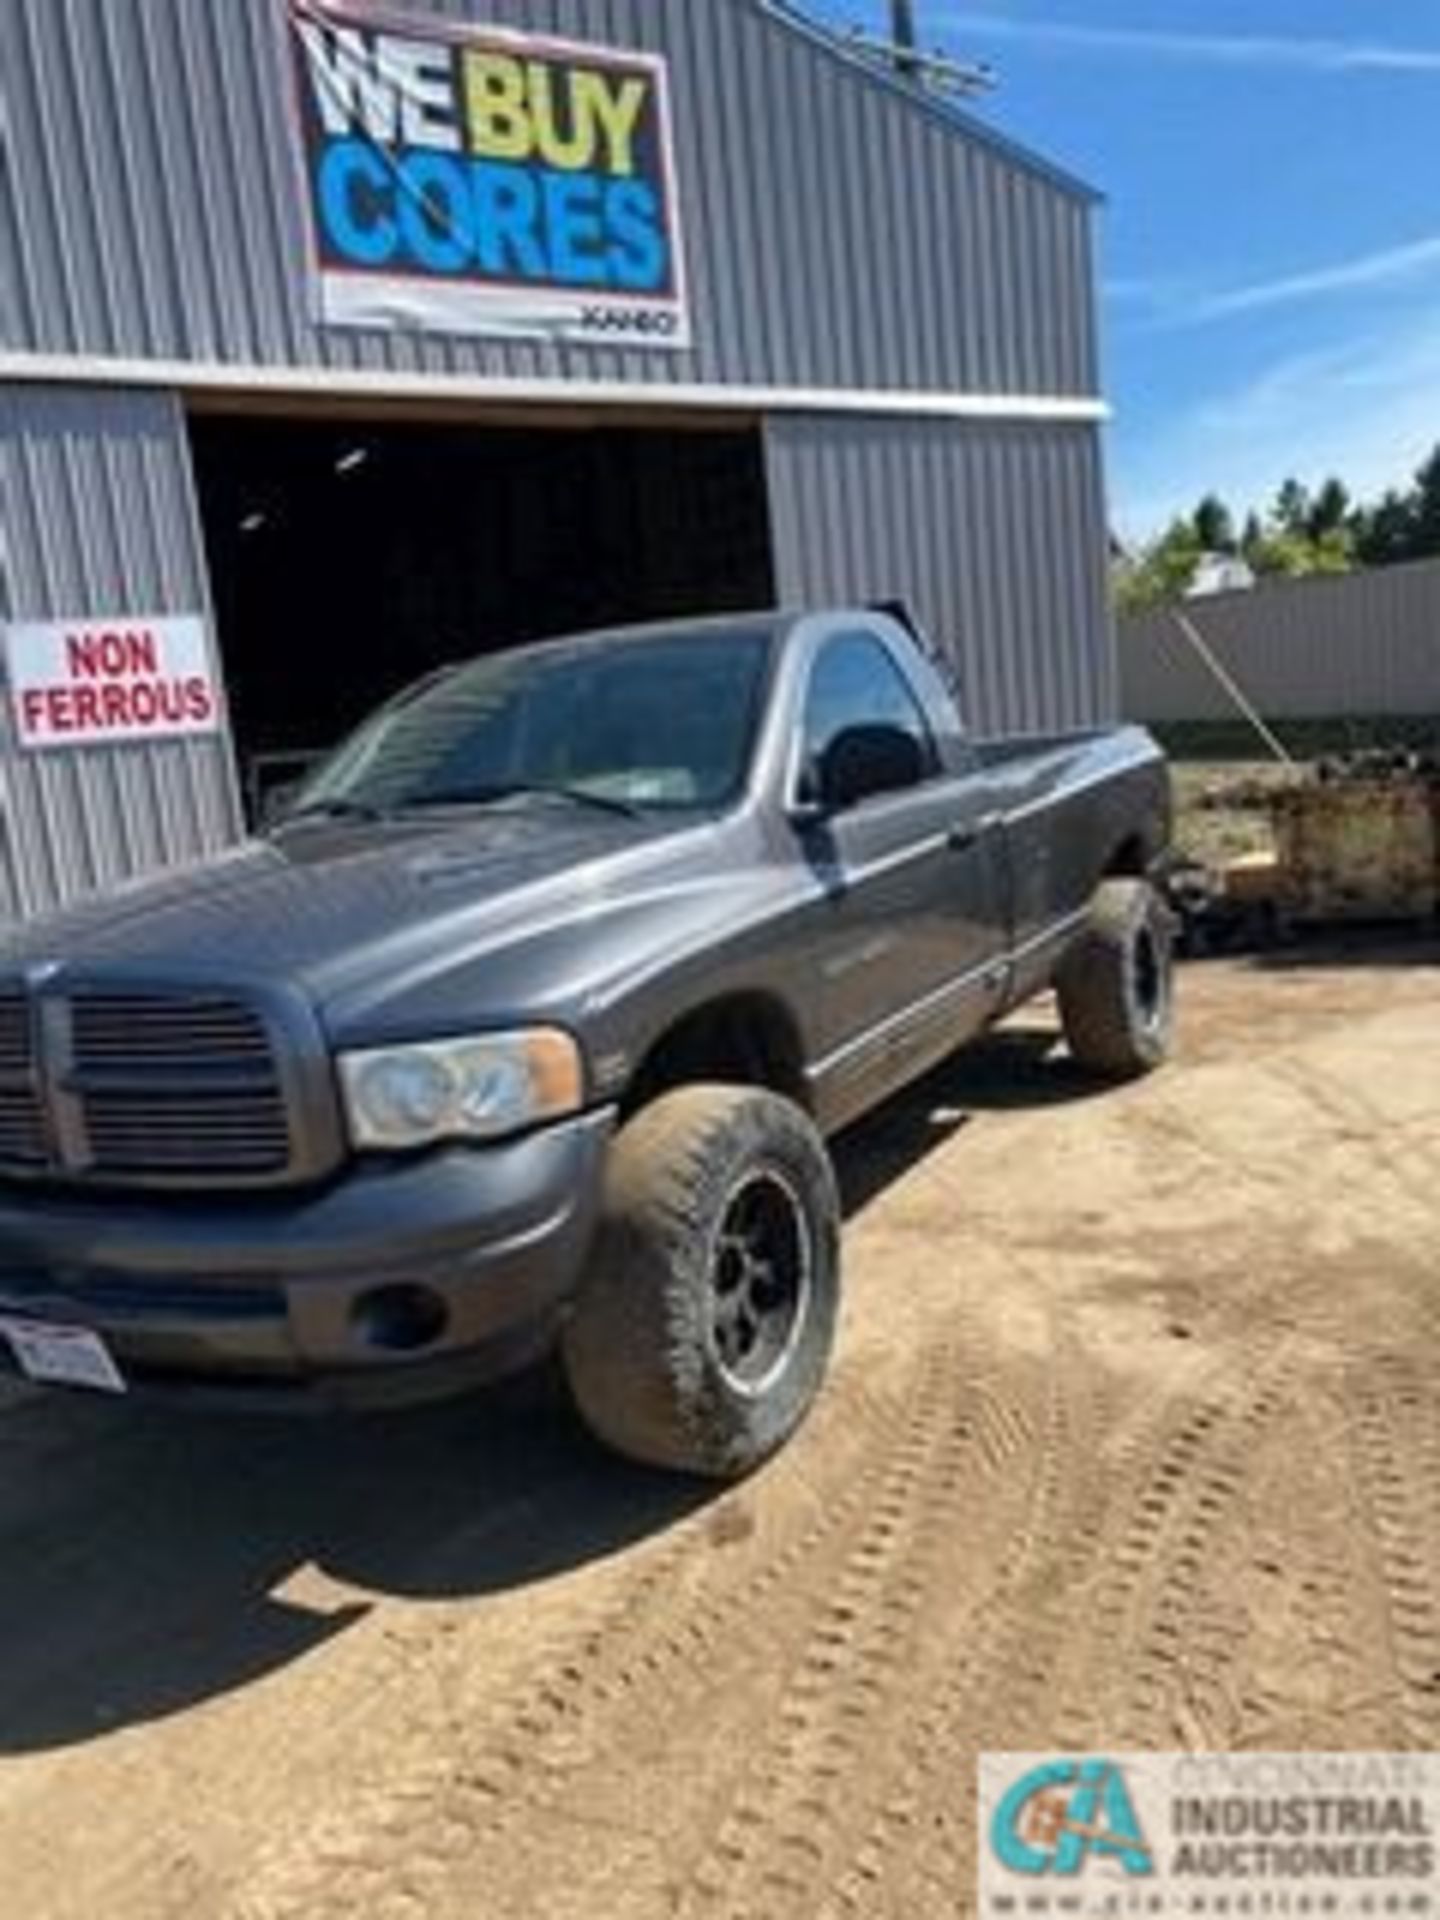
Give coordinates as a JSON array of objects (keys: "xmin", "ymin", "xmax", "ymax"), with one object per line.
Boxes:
[
  {"xmin": 561, "ymin": 1085, "xmax": 841, "ymax": 1479},
  {"xmin": 1056, "ymin": 877, "xmax": 1176, "ymax": 1079}
]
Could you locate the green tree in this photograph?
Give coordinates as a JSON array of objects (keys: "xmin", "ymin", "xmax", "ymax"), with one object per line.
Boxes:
[
  {"xmin": 1246, "ymin": 521, "xmax": 1353, "ymax": 581},
  {"xmin": 1306, "ymin": 477, "xmax": 1350, "ymax": 542},
  {"xmin": 1310, "ymin": 525, "xmax": 1355, "ymax": 573},
  {"xmin": 1114, "ymin": 517, "xmax": 1204, "ymax": 613},
  {"xmin": 1273, "ymin": 478, "xmax": 1311, "ymax": 537},
  {"xmin": 1192, "ymin": 493, "xmax": 1236, "ymax": 554},
  {"xmin": 1353, "ymin": 488, "xmax": 1418, "ymax": 567},
  {"xmin": 1409, "ymin": 445, "xmax": 1440, "ymax": 558},
  {"xmin": 1121, "ymin": 445, "xmax": 1440, "ymax": 602},
  {"xmin": 1246, "ymin": 529, "xmax": 1313, "ymax": 579}
]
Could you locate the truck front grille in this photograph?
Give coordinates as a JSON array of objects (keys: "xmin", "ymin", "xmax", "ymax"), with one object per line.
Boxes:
[
  {"xmin": 71, "ymin": 993, "xmax": 276, "ymax": 1070},
  {"xmin": 0, "ymin": 985, "xmax": 297, "ymax": 1185},
  {"xmin": 70, "ymin": 992, "xmax": 292, "ymax": 1179},
  {"xmin": 0, "ymin": 991, "xmax": 47, "ymax": 1166}
]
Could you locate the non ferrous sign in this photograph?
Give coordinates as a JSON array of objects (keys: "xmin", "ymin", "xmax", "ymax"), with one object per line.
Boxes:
[{"xmin": 4, "ymin": 616, "xmax": 222, "ymax": 750}]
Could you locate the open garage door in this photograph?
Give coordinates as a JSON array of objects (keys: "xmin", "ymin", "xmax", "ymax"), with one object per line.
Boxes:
[{"xmin": 188, "ymin": 411, "xmax": 776, "ymax": 821}]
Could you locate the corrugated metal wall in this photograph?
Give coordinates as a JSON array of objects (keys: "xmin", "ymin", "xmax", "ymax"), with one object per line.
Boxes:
[
  {"xmin": 0, "ymin": 0, "xmax": 1099, "ymax": 402},
  {"xmin": 0, "ymin": 386, "xmax": 242, "ymax": 917},
  {"xmin": 767, "ymin": 416, "xmax": 1116, "ymax": 733},
  {"xmin": 1121, "ymin": 561, "xmax": 1440, "ymax": 723}
]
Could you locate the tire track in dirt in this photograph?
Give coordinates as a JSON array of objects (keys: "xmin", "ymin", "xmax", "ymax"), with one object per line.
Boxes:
[
  {"xmin": 817, "ymin": 1316, "xmax": 1310, "ymax": 1911},
  {"xmin": 1122, "ymin": 1084, "xmax": 1308, "ymax": 1223},
  {"xmin": 669, "ymin": 1362, "xmax": 1036, "ymax": 1919},
  {"xmin": 1080, "ymin": 1351, "xmax": 1301, "ymax": 1746},
  {"xmin": 1267, "ymin": 1057, "xmax": 1440, "ymax": 1228},
  {"xmin": 806, "ymin": 1301, "xmax": 1116, "ymax": 1919},
  {"xmin": 1343, "ymin": 1354, "xmax": 1440, "ymax": 1748},
  {"xmin": 230, "ymin": 1350, "xmax": 1022, "ymax": 1920},
  {"xmin": 1022, "ymin": 1052, "xmax": 1440, "ymax": 1758}
]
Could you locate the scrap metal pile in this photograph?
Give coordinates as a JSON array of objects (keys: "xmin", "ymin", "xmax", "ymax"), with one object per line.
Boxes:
[{"xmin": 1171, "ymin": 750, "xmax": 1440, "ymax": 952}]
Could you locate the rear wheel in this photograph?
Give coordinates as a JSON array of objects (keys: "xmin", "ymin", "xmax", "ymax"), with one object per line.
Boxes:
[
  {"xmin": 561, "ymin": 1085, "xmax": 841, "ymax": 1479},
  {"xmin": 1056, "ymin": 877, "xmax": 1175, "ymax": 1078}
]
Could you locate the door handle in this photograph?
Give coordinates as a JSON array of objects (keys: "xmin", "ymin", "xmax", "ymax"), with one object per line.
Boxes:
[{"xmin": 948, "ymin": 812, "xmax": 1002, "ymax": 854}]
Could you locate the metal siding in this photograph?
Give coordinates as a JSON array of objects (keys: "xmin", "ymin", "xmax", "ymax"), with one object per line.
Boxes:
[
  {"xmin": 2, "ymin": 0, "xmax": 1100, "ymax": 401},
  {"xmin": 0, "ymin": 385, "xmax": 242, "ymax": 917},
  {"xmin": 1120, "ymin": 562, "xmax": 1440, "ymax": 723},
  {"xmin": 765, "ymin": 415, "xmax": 1116, "ymax": 734}
]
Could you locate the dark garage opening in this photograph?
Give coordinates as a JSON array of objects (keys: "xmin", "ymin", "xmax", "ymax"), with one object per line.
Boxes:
[{"xmin": 189, "ymin": 411, "xmax": 777, "ymax": 819}]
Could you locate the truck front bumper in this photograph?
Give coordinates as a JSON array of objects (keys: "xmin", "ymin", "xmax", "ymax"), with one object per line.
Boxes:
[{"xmin": 0, "ymin": 1109, "xmax": 615, "ymax": 1410}]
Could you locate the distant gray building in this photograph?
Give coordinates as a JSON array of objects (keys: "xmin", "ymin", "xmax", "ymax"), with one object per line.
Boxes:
[
  {"xmin": 1121, "ymin": 557, "xmax": 1440, "ymax": 730},
  {"xmin": 1, "ymin": 0, "xmax": 1114, "ymax": 917}
]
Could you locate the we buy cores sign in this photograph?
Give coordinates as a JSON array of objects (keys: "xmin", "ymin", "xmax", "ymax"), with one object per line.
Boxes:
[{"xmin": 4, "ymin": 616, "xmax": 222, "ymax": 750}]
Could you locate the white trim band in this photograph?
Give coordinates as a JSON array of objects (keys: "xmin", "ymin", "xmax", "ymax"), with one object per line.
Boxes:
[{"xmin": 0, "ymin": 352, "xmax": 1111, "ymax": 425}]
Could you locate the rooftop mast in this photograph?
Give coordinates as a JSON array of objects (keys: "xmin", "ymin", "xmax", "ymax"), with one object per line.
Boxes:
[{"xmin": 848, "ymin": 4, "xmax": 998, "ymax": 97}]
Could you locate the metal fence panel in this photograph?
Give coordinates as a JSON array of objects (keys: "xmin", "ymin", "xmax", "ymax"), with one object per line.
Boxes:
[{"xmin": 1121, "ymin": 563, "xmax": 1440, "ymax": 723}]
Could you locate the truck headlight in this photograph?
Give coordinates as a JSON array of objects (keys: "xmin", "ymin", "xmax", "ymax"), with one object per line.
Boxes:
[{"xmin": 338, "ymin": 1030, "xmax": 584, "ymax": 1150}]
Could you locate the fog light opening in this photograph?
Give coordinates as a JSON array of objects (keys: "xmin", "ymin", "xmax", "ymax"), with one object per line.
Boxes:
[{"xmin": 350, "ymin": 1284, "xmax": 450, "ymax": 1354}]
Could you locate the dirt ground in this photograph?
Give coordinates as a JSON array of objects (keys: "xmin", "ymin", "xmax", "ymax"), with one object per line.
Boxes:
[{"xmin": 2, "ymin": 940, "xmax": 1439, "ymax": 1920}]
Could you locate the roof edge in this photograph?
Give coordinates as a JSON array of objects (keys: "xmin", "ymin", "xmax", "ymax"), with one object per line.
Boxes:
[
  {"xmin": 0, "ymin": 351, "xmax": 1111, "ymax": 417},
  {"xmin": 750, "ymin": 0, "xmax": 1104, "ymax": 208}
]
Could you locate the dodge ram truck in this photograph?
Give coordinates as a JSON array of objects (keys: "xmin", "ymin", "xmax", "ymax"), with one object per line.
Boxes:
[{"xmin": 0, "ymin": 609, "xmax": 1172, "ymax": 1478}]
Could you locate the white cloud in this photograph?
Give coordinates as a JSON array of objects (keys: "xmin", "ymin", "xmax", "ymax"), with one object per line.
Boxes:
[
  {"xmin": 1168, "ymin": 237, "xmax": 1440, "ymax": 325},
  {"xmin": 930, "ymin": 13, "xmax": 1440, "ymax": 74},
  {"xmin": 1112, "ymin": 314, "xmax": 1440, "ymax": 539},
  {"xmin": 1104, "ymin": 273, "xmax": 1194, "ymax": 315}
]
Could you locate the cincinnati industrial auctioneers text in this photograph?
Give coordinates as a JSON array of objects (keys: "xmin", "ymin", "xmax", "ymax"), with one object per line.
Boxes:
[{"xmin": 1168, "ymin": 1794, "xmax": 1434, "ymax": 1880}]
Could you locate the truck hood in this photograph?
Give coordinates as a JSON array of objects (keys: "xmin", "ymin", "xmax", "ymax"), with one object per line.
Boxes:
[{"xmin": 0, "ymin": 810, "xmax": 749, "ymax": 1040}]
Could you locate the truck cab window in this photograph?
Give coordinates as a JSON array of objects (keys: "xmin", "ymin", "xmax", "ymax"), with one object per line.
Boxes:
[{"xmin": 800, "ymin": 631, "xmax": 939, "ymax": 803}]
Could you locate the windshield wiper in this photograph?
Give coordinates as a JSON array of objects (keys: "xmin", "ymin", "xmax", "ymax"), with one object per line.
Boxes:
[
  {"xmin": 399, "ymin": 784, "xmax": 647, "ymax": 822},
  {"xmin": 276, "ymin": 798, "xmax": 389, "ymax": 827}
]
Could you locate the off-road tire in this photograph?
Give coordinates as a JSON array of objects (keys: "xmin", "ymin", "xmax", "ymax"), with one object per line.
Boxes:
[
  {"xmin": 561, "ymin": 1085, "xmax": 841, "ymax": 1479},
  {"xmin": 1056, "ymin": 877, "xmax": 1175, "ymax": 1079}
]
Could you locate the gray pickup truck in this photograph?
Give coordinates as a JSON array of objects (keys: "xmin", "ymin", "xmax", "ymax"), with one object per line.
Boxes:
[{"xmin": 0, "ymin": 610, "xmax": 1172, "ymax": 1478}]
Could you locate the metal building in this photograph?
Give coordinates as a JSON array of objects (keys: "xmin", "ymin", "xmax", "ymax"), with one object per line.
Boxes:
[
  {"xmin": 1121, "ymin": 558, "xmax": 1440, "ymax": 729},
  {"xmin": 0, "ymin": 0, "xmax": 1113, "ymax": 918}
]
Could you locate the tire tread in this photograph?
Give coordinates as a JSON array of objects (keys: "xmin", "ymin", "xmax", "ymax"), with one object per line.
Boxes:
[
  {"xmin": 562, "ymin": 1085, "xmax": 840, "ymax": 1479},
  {"xmin": 1056, "ymin": 878, "xmax": 1173, "ymax": 1080}
]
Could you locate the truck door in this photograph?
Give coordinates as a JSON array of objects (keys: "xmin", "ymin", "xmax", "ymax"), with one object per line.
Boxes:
[{"xmin": 792, "ymin": 626, "xmax": 1006, "ymax": 1126}]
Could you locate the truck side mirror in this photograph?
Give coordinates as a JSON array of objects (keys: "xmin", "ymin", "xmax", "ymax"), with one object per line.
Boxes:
[
  {"xmin": 818, "ymin": 725, "xmax": 926, "ymax": 813},
  {"xmin": 260, "ymin": 780, "xmax": 302, "ymax": 829}
]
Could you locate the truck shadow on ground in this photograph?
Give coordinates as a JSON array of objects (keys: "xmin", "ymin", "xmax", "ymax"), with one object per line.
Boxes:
[
  {"xmin": 835, "ymin": 1023, "xmax": 1113, "ymax": 1215},
  {"xmin": 0, "ymin": 1372, "xmax": 701, "ymax": 1753},
  {"xmin": 1247, "ymin": 929, "xmax": 1440, "ymax": 971},
  {"xmin": 1186, "ymin": 925, "xmax": 1440, "ymax": 971},
  {"xmin": 0, "ymin": 1021, "xmax": 1099, "ymax": 1757}
]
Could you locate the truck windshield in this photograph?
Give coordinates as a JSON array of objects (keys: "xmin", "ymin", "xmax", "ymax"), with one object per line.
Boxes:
[{"xmin": 289, "ymin": 628, "xmax": 775, "ymax": 820}]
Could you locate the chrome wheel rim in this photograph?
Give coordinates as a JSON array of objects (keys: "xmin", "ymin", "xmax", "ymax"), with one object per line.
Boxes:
[{"xmin": 709, "ymin": 1168, "xmax": 813, "ymax": 1398}]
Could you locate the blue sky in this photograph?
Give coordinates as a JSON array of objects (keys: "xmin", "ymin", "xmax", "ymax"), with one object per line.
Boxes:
[{"xmin": 802, "ymin": 0, "xmax": 1440, "ymax": 539}]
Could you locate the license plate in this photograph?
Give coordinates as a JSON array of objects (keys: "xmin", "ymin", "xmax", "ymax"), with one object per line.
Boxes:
[{"xmin": 0, "ymin": 1317, "xmax": 127, "ymax": 1395}]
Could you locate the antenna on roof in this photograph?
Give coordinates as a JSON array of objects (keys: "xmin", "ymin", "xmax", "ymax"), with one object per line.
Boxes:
[
  {"xmin": 892, "ymin": 0, "xmax": 920, "ymax": 79},
  {"xmin": 847, "ymin": 5, "xmax": 998, "ymax": 98}
]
